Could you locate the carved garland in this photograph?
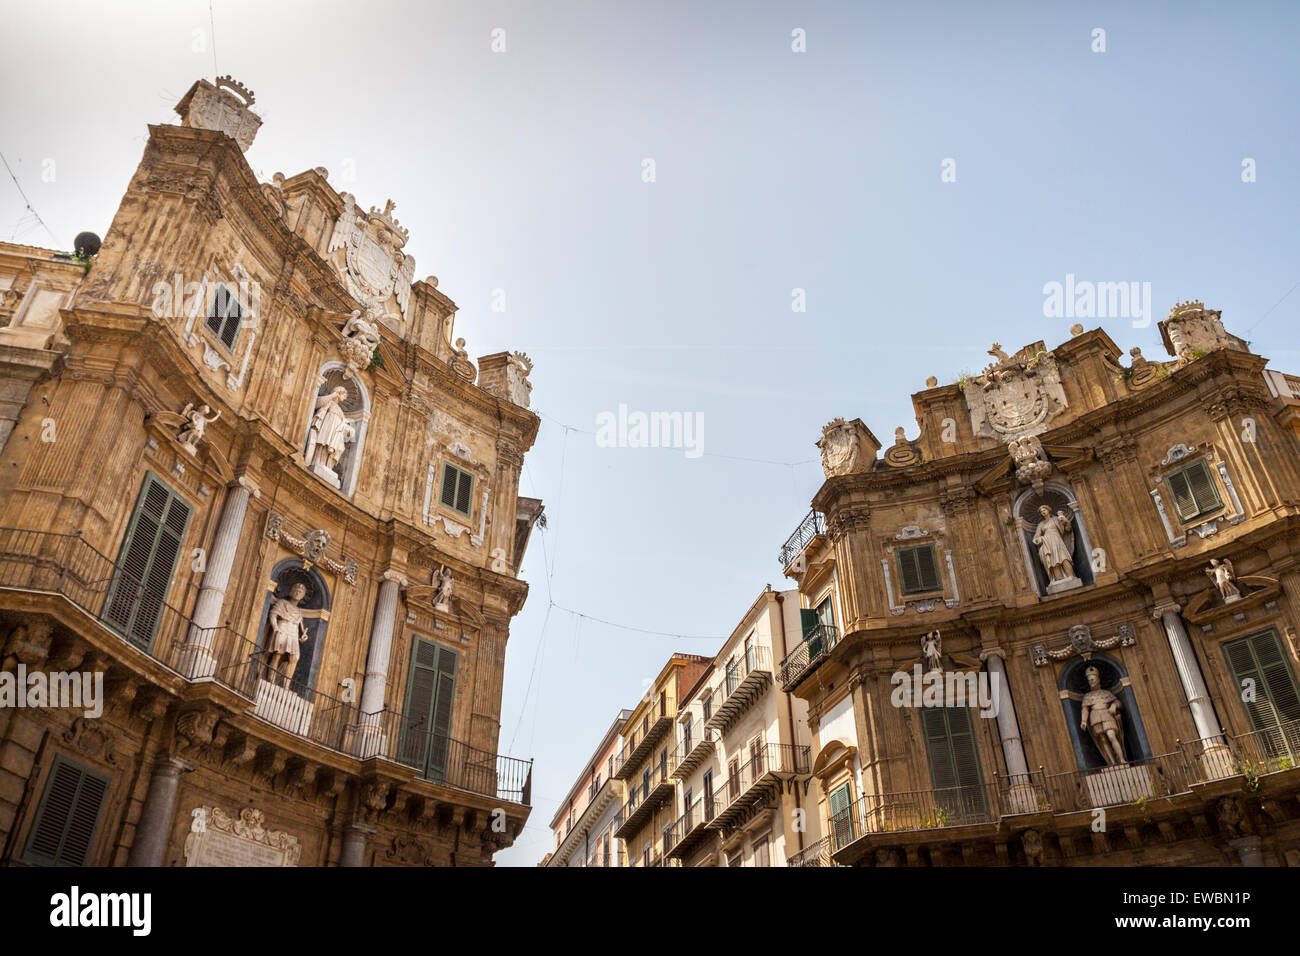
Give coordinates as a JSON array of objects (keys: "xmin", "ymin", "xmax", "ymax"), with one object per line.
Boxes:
[{"xmin": 264, "ymin": 514, "xmax": 358, "ymax": 584}]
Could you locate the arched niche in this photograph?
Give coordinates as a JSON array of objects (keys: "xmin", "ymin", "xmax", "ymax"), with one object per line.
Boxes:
[
  {"xmin": 1014, "ymin": 483, "xmax": 1096, "ymax": 596},
  {"xmin": 1056, "ymin": 653, "xmax": 1151, "ymax": 772},
  {"xmin": 303, "ymin": 363, "xmax": 370, "ymax": 496},
  {"xmin": 254, "ymin": 560, "xmax": 332, "ymax": 697}
]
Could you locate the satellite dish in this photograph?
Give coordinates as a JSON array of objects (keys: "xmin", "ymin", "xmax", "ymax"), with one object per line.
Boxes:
[{"xmin": 73, "ymin": 232, "xmax": 101, "ymax": 258}]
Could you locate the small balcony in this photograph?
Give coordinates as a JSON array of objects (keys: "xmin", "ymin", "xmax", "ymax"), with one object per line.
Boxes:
[
  {"xmin": 613, "ymin": 756, "xmax": 676, "ymax": 839},
  {"xmin": 787, "ymin": 835, "xmax": 835, "ymax": 867},
  {"xmin": 829, "ymin": 772, "xmax": 1050, "ymax": 863},
  {"xmin": 779, "ymin": 509, "xmax": 825, "ymax": 568},
  {"xmin": 777, "ymin": 624, "xmax": 839, "ymax": 691},
  {"xmin": 1041, "ymin": 752, "xmax": 1194, "ymax": 814},
  {"xmin": 709, "ymin": 743, "xmax": 810, "ymax": 831},
  {"xmin": 613, "ymin": 691, "xmax": 677, "ymax": 780},
  {"xmin": 664, "ymin": 796, "xmax": 715, "ymax": 859},
  {"xmin": 671, "ymin": 727, "xmax": 715, "ymax": 780},
  {"xmin": 704, "ymin": 645, "xmax": 772, "ymax": 734}
]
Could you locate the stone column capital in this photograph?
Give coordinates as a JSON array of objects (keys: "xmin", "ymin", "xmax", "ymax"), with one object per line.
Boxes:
[
  {"xmin": 233, "ymin": 475, "xmax": 261, "ymax": 499},
  {"xmin": 979, "ymin": 646, "xmax": 1007, "ymax": 663},
  {"xmin": 382, "ymin": 570, "xmax": 409, "ymax": 588}
]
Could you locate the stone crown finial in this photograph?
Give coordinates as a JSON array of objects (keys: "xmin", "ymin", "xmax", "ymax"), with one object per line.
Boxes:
[
  {"xmin": 1168, "ymin": 299, "xmax": 1206, "ymax": 318},
  {"xmin": 216, "ymin": 75, "xmax": 255, "ymax": 106}
]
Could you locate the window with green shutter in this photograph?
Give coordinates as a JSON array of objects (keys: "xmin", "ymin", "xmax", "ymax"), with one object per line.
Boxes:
[
  {"xmin": 398, "ymin": 637, "xmax": 458, "ymax": 783},
  {"xmin": 896, "ymin": 544, "xmax": 942, "ymax": 596},
  {"xmin": 103, "ymin": 474, "xmax": 191, "ymax": 650},
  {"xmin": 438, "ymin": 462, "xmax": 474, "ymax": 517},
  {"xmin": 828, "ymin": 782, "xmax": 853, "ymax": 850},
  {"xmin": 920, "ymin": 706, "xmax": 988, "ymax": 824},
  {"xmin": 205, "ymin": 283, "xmax": 242, "ymax": 350},
  {"xmin": 1164, "ymin": 460, "xmax": 1223, "ymax": 523},
  {"xmin": 1222, "ymin": 630, "xmax": 1300, "ymax": 733},
  {"xmin": 22, "ymin": 755, "xmax": 110, "ymax": 866}
]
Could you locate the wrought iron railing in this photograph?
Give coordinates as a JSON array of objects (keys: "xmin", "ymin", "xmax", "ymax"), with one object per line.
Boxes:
[
  {"xmin": 1041, "ymin": 752, "xmax": 1194, "ymax": 813},
  {"xmin": 0, "ymin": 527, "xmax": 533, "ymax": 805},
  {"xmin": 706, "ymin": 644, "xmax": 772, "ymax": 723},
  {"xmin": 787, "ymin": 835, "xmax": 835, "ymax": 867},
  {"xmin": 779, "ymin": 510, "xmax": 825, "ymax": 567},
  {"xmin": 713, "ymin": 742, "xmax": 810, "ymax": 816},
  {"xmin": 777, "ymin": 624, "xmax": 839, "ymax": 690}
]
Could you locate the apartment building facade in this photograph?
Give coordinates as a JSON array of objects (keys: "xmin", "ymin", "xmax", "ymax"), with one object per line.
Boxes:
[
  {"xmin": 781, "ymin": 305, "xmax": 1300, "ymax": 866},
  {"xmin": 665, "ymin": 587, "xmax": 819, "ymax": 867},
  {"xmin": 0, "ymin": 77, "xmax": 542, "ymax": 867},
  {"xmin": 545, "ymin": 709, "xmax": 631, "ymax": 867}
]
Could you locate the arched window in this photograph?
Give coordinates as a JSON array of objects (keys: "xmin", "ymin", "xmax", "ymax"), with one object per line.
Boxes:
[
  {"xmin": 1014, "ymin": 484, "xmax": 1096, "ymax": 596},
  {"xmin": 303, "ymin": 364, "xmax": 369, "ymax": 495},
  {"xmin": 1057, "ymin": 653, "xmax": 1151, "ymax": 771},
  {"xmin": 253, "ymin": 561, "xmax": 331, "ymax": 697}
]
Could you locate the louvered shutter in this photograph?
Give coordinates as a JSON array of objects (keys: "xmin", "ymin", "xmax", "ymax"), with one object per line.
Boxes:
[
  {"xmin": 401, "ymin": 638, "xmax": 457, "ymax": 781},
  {"xmin": 439, "ymin": 464, "xmax": 458, "ymax": 508},
  {"xmin": 898, "ymin": 546, "xmax": 939, "ymax": 595},
  {"xmin": 800, "ymin": 608, "xmax": 818, "ymax": 638},
  {"xmin": 104, "ymin": 476, "xmax": 190, "ymax": 649},
  {"xmin": 921, "ymin": 706, "xmax": 986, "ymax": 822},
  {"xmin": 23, "ymin": 756, "xmax": 110, "ymax": 866},
  {"xmin": 1165, "ymin": 469, "xmax": 1197, "ymax": 520},
  {"xmin": 1186, "ymin": 461, "xmax": 1221, "ymax": 514},
  {"xmin": 828, "ymin": 782, "xmax": 853, "ymax": 849},
  {"xmin": 454, "ymin": 470, "xmax": 473, "ymax": 515},
  {"xmin": 916, "ymin": 546, "xmax": 941, "ymax": 591},
  {"xmin": 1224, "ymin": 631, "xmax": 1300, "ymax": 732}
]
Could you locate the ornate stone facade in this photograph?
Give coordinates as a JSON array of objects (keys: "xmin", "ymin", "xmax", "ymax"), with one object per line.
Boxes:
[
  {"xmin": 782, "ymin": 314, "xmax": 1300, "ymax": 866},
  {"xmin": 0, "ymin": 78, "xmax": 543, "ymax": 867}
]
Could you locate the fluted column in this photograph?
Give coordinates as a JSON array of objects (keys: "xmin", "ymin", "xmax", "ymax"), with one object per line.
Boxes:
[
  {"xmin": 354, "ymin": 572, "xmax": 404, "ymax": 758},
  {"xmin": 179, "ymin": 476, "xmax": 257, "ymax": 678},
  {"xmin": 1156, "ymin": 601, "xmax": 1233, "ymax": 778},
  {"xmin": 127, "ymin": 755, "xmax": 192, "ymax": 866}
]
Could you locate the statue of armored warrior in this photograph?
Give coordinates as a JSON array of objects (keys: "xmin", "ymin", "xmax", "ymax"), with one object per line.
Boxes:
[
  {"xmin": 1079, "ymin": 665, "xmax": 1127, "ymax": 766},
  {"xmin": 264, "ymin": 582, "xmax": 310, "ymax": 689}
]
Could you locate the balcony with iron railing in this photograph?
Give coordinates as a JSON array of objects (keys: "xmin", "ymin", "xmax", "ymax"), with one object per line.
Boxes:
[
  {"xmin": 0, "ymin": 527, "xmax": 533, "ymax": 806},
  {"xmin": 613, "ymin": 691, "xmax": 677, "ymax": 780},
  {"xmin": 779, "ymin": 509, "xmax": 825, "ymax": 568},
  {"xmin": 671, "ymin": 726, "xmax": 716, "ymax": 780},
  {"xmin": 709, "ymin": 743, "xmax": 810, "ymax": 830},
  {"xmin": 704, "ymin": 645, "xmax": 773, "ymax": 734},
  {"xmin": 613, "ymin": 752, "xmax": 676, "ymax": 839},
  {"xmin": 664, "ymin": 795, "xmax": 716, "ymax": 860},
  {"xmin": 787, "ymin": 835, "xmax": 835, "ymax": 867},
  {"xmin": 777, "ymin": 623, "xmax": 839, "ymax": 691}
]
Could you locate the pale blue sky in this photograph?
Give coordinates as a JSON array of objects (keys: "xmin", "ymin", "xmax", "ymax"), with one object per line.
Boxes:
[{"xmin": 3, "ymin": 0, "xmax": 1298, "ymax": 866}]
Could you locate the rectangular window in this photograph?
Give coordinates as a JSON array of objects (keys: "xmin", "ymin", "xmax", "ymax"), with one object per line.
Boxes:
[
  {"xmin": 1223, "ymin": 630, "xmax": 1300, "ymax": 734},
  {"xmin": 920, "ymin": 706, "xmax": 988, "ymax": 824},
  {"xmin": 22, "ymin": 755, "xmax": 110, "ymax": 866},
  {"xmin": 205, "ymin": 283, "xmax": 242, "ymax": 350},
  {"xmin": 896, "ymin": 544, "xmax": 942, "ymax": 596},
  {"xmin": 103, "ymin": 473, "xmax": 191, "ymax": 650},
  {"xmin": 438, "ymin": 462, "xmax": 474, "ymax": 517},
  {"xmin": 398, "ymin": 638, "xmax": 458, "ymax": 782},
  {"xmin": 702, "ymin": 769, "xmax": 714, "ymax": 821},
  {"xmin": 681, "ymin": 717, "xmax": 693, "ymax": 754},
  {"xmin": 828, "ymin": 782, "xmax": 853, "ymax": 850},
  {"xmin": 1165, "ymin": 459, "xmax": 1223, "ymax": 523},
  {"xmin": 752, "ymin": 835, "xmax": 770, "ymax": 868}
]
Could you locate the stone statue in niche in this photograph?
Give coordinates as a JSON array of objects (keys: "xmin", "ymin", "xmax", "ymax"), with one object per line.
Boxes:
[
  {"xmin": 304, "ymin": 386, "xmax": 355, "ymax": 485},
  {"xmin": 177, "ymin": 402, "xmax": 221, "ymax": 453},
  {"xmin": 921, "ymin": 630, "xmax": 942, "ymax": 673},
  {"xmin": 264, "ymin": 582, "xmax": 309, "ymax": 688},
  {"xmin": 1080, "ymin": 665, "xmax": 1127, "ymax": 766},
  {"xmin": 1032, "ymin": 504, "xmax": 1080, "ymax": 592},
  {"xmin": 434, "ymin": 565, "xmax": 454, "ymax": 611},
  {"xmin": 1206, "ymin": 558, "xmax": 1241, "ymax": 604}
]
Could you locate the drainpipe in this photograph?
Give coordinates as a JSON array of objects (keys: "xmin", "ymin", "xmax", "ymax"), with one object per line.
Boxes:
[{"xmin": 775, "ymin": 591, "xmax": 804, "ymax": 856}]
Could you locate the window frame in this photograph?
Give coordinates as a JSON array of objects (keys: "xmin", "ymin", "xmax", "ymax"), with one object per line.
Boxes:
[
  {"xmin": 1163, "ymin": 458, "xmax": 1224, "ymax": 524},
  {"xmin": 22, "ymin": 754, "xmax": 111, "ymax": 867},
  {"xmin": 204, "ymin": 281, "xmax": 243, "ymax": 352},
  {"xmin": 438, "ymin": 461, "xmax": 475, "ymax": 518},
  {"xmin": 895, "ymin": 543, "xmax": 943, "ymax": 597}
]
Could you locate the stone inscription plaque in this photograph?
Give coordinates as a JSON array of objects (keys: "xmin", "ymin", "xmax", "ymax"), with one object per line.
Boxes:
[{"xmin": 184, "ymin": 805, "xmax": 302, "ymax": 867}]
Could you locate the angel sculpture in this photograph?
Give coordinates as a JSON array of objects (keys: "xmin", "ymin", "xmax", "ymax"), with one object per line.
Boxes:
[
  {"xmin": 1207, "ymin": 558, "xmax": 1241, "ymax": 603},
  {"xmin": 178, "ymin": 402, "xmax": 221, "ymax": 451}
]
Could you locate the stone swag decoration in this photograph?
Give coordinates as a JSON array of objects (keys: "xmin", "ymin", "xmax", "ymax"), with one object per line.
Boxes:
[{"xmin": 264, "ymin": 514, "xmax": 359, "ymax": 585}]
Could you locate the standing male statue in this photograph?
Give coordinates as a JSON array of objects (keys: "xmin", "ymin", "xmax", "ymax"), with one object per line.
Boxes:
[
  {"xmin": 264, "ymin": 581, "xmax": 310, "ymax": 689},
  {"xmin": 1079, "ymin": 665, "xmax": 1127, "ymax": 766},
  {"xmin": 305, "ymin": 386, "xmax": 352, "ymax": 476},
  {"xmin": 1032, "ymin": 504, "xmax": 1076, "ymax": 584}
]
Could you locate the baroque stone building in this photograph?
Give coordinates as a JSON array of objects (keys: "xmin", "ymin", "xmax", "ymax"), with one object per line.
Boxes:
[
  {"xmin": 781, "ymin": 307, "xmax": 1300, "ymax": 866},
  {"xmin": 0, "ymin": 77, "xmax": 542, "ymax": 867}
]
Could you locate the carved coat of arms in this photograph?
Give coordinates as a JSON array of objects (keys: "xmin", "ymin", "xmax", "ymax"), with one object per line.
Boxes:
[
  {"xmin": 817, "ymin": 418, "xmax": 877, "ymax": 478},
  {"xmin": 965, "ymin": 343, "xmax": 1067, "ymax": 441},
  {"xmin": 328, "ymin": 196, "xmax": 416, "ymax": 326}
]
